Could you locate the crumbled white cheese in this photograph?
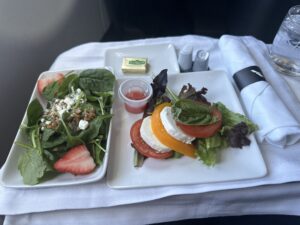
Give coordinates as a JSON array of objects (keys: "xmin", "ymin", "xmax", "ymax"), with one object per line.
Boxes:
[
  {"xmin": 41, "ymin": 88, "xmax": 86, "ymax": 131},
  {"xmin": 78, "ymin": 120, "xmax": 89, "ymax": 130},
  {"xmin": 64, "ymin": 96, "xmax": 75, "ymax": 106}
]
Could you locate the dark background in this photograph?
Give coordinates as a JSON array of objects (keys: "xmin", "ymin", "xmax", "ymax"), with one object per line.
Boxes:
[{"xmin": 101, "ymin": 0, "xmax": 299, "ymax": 43}]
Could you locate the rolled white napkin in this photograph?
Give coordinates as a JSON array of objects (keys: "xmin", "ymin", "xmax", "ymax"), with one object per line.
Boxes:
[{"xmin": 219, "ymin": 35, "xmax": 300, "ymax": 147}]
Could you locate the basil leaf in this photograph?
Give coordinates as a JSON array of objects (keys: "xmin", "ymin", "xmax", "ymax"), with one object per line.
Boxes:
[
  {"xmin": 27, "ymin": 99, "xmax": 43, "ymax": 127},
  {"xmin": 172, "ymin": 99, "xmax": 217, "ymax": 125}
]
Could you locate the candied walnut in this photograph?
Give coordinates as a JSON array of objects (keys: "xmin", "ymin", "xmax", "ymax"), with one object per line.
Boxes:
[{"xmin": 83, "ymin": 109, "xmax": 96, "ymax": 121}]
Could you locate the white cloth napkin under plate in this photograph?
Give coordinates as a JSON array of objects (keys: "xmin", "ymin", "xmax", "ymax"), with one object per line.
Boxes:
[
  {"xmin": 219, "ymin": 35, "xmax": 300, "ymax": 147},
  {"xmin": 3, "ymin": 35, "xmax": 300, "ymax": 225}
]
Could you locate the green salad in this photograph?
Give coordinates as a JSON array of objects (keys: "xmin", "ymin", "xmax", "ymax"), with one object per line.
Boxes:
[
  {"xmin": 131, "ymin": 69, "xmax": 258, "ymax": 167},
  {"xmin": 17, "ymin": 69, "xmax": 115, "ymax": 185}
]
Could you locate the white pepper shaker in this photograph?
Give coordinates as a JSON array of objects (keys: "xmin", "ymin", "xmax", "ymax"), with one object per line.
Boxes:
[
  {"xmin": 178, "ymin": 45, "xmax": 193, "ymax": 72},
  {"xmin": 192, "ymin": 50, "xmax": 209, "ymax": 72}
]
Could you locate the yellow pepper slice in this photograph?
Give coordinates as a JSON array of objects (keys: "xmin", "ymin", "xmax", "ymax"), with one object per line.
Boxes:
[{"xmin": 151, "ymin": 103, "xmax": 196, "ymax": 158}]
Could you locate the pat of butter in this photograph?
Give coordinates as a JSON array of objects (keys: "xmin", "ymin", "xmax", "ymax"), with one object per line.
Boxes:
[{"xmin": 121, "ymin": 57, "xmax": 148, "ymax": 73}]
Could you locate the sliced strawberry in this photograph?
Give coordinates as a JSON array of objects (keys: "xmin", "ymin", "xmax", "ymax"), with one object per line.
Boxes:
[
  {"xmin": 37, "ymin": 73, "xmax": 64, "ymax": 94},
  {"xmin": 54, "ymin": 145, "xmax": 96, "ymax": 175}
]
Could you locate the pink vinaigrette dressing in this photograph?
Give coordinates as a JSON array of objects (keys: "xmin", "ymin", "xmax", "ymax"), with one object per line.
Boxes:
[{"xmin": 125, "ymin": 90, "xmax": 147, "ymax": 113}]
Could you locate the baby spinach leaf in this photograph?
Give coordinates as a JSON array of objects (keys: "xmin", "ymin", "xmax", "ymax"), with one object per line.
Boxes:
[
  {"xmin": 42, "ymin": 81, "xmax": 60, "ymax": 101},
  {"xmin": 41, "ymin": 128, "xmax": 56, "ymax": 142},
  {"xmin": 60, "ymin": 117, "xmax": 83, "ymax": 148},
  {"xmin": 79, "ymin": 114, "xmax": 112, "ymax": 142},
  {"xmin": 18, "ymin": 148, "xmax": 53, "ymax": 185},
  {"xmin": 17, "ymin": 126, "xmax": 53, "ymax": 185},
  {"xmin": 56, "ymin": 74, "xmax": 78, "ymax": 99},
  {"xmin": 79, "ymin": 69, "xmax": 115, "ymax": 95},
  {"xmin": 89, "ymin": 139, "xmax": 106, "ymax": 166},
  {"xmin": 27, "ymin": 99, "xmax": 43, "ymax": 127},
  {"xmin": 172, "ymin": 99, "xmax": 218, "ymax": 125},
  {"xmin": 42, "ymin": 130, "xmax": 67, "ymax": 149},
  {"xmin": 68, "ymin": 75, "xmax": 80, "ymax": 90}
]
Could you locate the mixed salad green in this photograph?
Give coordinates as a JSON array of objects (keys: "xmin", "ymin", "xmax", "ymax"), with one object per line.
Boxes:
[
  {"xmin": 17, "ymin": 69, "xmax": 115, "ymax": 185},
  {"xmin": 134, "ymin": 69, "xmax": 258, "ymax": 166}
]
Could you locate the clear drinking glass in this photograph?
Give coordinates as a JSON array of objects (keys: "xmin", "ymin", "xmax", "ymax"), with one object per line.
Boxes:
[{"xmin": 269, "ymin": 5, "xmax": 300, "ymax": 76}]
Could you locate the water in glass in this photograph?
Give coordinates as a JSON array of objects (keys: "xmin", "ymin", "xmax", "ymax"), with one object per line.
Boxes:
[{"xmin": 269, "ymin": 5, "xmax": 300, "ymax": 76}]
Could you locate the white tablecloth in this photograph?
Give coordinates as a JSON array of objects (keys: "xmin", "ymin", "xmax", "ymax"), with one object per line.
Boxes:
[{"xmin": 2, "ymin": 35, "xmax": 300, "ymax": 225}]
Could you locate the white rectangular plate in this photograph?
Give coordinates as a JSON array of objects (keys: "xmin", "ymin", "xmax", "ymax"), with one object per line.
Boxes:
[
  {"xmin": 0, "ymin": 69, "xmax": 113, "ymax": 188},
  {"xmin": 104, "ymin": 43, "xmax": 180, "ymax": 77},
  {"xmin": 107, "ymin": 70, "xmax": 267, "ymax": 189}
]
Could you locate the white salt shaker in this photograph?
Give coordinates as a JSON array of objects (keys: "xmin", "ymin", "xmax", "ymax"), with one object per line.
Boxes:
[
  {"xmin": 192, "ymin": 50, "xmax": 209, "ymax": 72},
  {"xmin": 178, "ymin": 45, "xmax": 193, "ymax": 72}
]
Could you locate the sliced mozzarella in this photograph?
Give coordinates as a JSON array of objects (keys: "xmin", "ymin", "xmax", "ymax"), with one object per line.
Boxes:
[
  {"xmin": 160, "ymin": 106, "xmax": 195, "ymax": 144},
  {"xmin": 140, "ymin": 116, "xmax": 171, "ymax": 153}
]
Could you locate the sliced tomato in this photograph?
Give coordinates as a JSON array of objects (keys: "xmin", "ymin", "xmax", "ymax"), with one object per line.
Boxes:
[
  {"xmin": 130, "ymin": 119, "xmax": 174, "ymax": 159},
  {"xmin": 37, "ymin": 73, "xmax": 64, "ymax": 94},
  {"xmin": 176, "ymin": 108, "xmax": 222, "ymax": 138}
]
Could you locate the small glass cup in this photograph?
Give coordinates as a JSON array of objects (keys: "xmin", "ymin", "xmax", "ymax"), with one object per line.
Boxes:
[
  {"xmin": 269, "ymin": 5, "xmax": 300, "ymax": 76},
  {"xmin": 118, "ymin": 79, "xmax": 153, "ymax": 114}
]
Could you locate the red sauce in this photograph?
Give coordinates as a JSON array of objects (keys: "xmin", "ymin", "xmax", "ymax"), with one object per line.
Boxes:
[
  {"xmin": 124, "ymin": 90, "xmax": 147, "ymax": 114},
  {"xmin": 125, "ymin": 90, "xmax": 146, "ymax": 100}
]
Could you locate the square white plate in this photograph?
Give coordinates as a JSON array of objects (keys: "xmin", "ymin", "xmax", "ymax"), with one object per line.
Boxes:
[
  {"xmin": 106, "ymin": 70, "xmax": 267, "ymax": 189},
  {"xmin": 0, "ymin": 69, "xmax": 113, "ymax": 188},
  {"xmin": 104, "ymin": 43, "xmax": 180, "ymax": 77}
]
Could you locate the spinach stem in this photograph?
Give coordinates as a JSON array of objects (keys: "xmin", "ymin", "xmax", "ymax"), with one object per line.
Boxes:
[
  {"xmin": 15, "ymin": 142, "xmax": 33, "ymax": 150},
  {"xmin": 35, "ymin": 128, "xmax": 42, "ymax": 154},
  {"xmin": 60, "ymin": 118, "xmax": 72, "ymax": 138},
  {"xmin": 73, "ymin": 91, "xmax": 85, "ymax": 109},
  {"xmin": 31, "ymin": 129, "xmax": 37, "ymax": 149},
  {"xmin": 94, "ymin": 141, "xmax": 106, "ymax": 152},
  {"xmin": 166, "ymin": 86, "xmax": 179, "ymax": 102},
  {"xmin": 98, "ymin": 97, "xmax": 105, "ymax": 115}
]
